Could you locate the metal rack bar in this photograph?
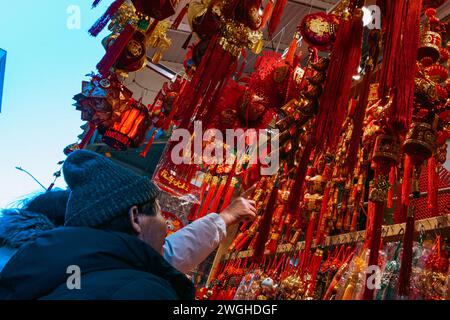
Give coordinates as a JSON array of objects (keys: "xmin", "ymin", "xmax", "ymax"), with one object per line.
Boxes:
[{"xmin": 223, "ymin": 214, "xmax": 450, "ymax": 260}]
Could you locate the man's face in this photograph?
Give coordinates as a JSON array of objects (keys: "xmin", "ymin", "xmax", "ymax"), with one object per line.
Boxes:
[{"xmin": 137, "ymin": 200, "xmax": 167, "ymax": 255}]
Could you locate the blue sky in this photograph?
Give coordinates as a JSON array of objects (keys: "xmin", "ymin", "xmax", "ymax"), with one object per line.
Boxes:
[{"xmin": 0, "ymin": 1, "xmax": 111, "ymax": 207}]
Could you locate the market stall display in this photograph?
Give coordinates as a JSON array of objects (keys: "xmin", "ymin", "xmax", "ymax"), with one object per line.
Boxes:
[{"xmin": 66, "ymin": 0, "xmax": 450, "ymax": 300}]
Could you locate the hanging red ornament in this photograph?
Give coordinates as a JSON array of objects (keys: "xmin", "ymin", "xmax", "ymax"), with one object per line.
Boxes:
[
  {"xmin": 102, "ymin": 99, "xmax": 151, "ymax": 151},
  {"xmin": 427, "ymin": 156, "xmax": 439, "ymax": 214},
  {"xmin": 298, "ymin": 12, "xmax": 339, "ymax": 52},
  {"xmin": 268, "ymin": 0, "xmax": 288, "ymax": 35},
  {"xmin": 313, "ymin": 9, "xmax": 364, "ymax": 150},
  {"xmin": 97, "ymin": 24, "xmax": 136, "ymax": 77},
  {"xmin": 261, "ymin": 0, "xmax": 274, "ymax": 29},
  {"xmin": 252, "ymin": 179, "xmax": 279, "ymax": 263}
]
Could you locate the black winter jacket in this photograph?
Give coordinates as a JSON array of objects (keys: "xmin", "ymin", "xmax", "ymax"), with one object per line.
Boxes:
[{"xmin": 0, "ymin": 227, "xmax": 194, "ymax": 300}]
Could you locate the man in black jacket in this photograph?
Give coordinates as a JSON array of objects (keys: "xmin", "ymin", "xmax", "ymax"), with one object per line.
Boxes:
[{"xmin": 0, "ymin": 150, "xmax": 256, "ymax": 299}]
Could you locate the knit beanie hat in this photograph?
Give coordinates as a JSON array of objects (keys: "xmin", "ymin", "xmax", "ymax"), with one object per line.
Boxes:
[{"xmin": 63, "ymin": 150, "xmax": 160, "ymax": 227}]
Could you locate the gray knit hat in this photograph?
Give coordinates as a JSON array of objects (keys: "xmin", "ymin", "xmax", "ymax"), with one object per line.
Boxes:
[{"xmin": 63, "ymin": 150, "xmax": 160, "ymax": 227}]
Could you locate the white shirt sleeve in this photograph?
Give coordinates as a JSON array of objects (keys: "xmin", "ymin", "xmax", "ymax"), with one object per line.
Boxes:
[{"xmin": 163, "ymin": 213, "xmax": 227, "ymax": 274}]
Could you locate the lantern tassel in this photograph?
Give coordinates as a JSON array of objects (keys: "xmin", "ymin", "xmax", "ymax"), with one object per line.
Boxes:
[
  {"xmin": 268, "ymin": 0, "xmax": 288, "ymax": 35},
  {"xmin": 427, "ymin": 157, "xmax": 438, "ymax": 213},
  {"xmin": 397, "ymin": 206, "xmax": 415, "ymax": 297},
  {"xmin": 346, "ymin": 29, "xmax": 379, "ymax": 173},
  {"xmin": 261, "ymin": 0, "xmax": 274, "ymax": 29},
  {"xmin": 139, "ymin": 129, "xmax": 158, "ymax": 158},
  {"xmin": 389, "ymin": 0, "xmax": 422, "ymax": 133},
  {"xmin": 284, "ymin": 36, "xmax": 298, "ymax": 66},
  {"xmin": 387, "ymin": 166, "xmax": 396, "ymax": 208},
  {"xmin": 252, "ymin": 181, "xmax": 279, "ymax": 263},
  {"xmin": 314, "ymin": 11, "xmax": 363, "ymax": 150},
  {"xmin": 287, "ymin": 134, "xmax": 313, "ymax": 219},
  {"xmin": 363, "ymin": 199, "xmax": 384, "ymax": 300},
  {"xmin": 79, "ymin": 122, "xmax": 97, "ymax": 149},
  {"xmin": 402, "ymin": 155, "xmax": 412, "ymax": 206},
  {"xmin": 301, "ymin": 212, "xmax": 317, "ymax": 272}
]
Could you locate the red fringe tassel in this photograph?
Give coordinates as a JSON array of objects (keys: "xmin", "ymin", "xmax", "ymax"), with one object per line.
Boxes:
[
  {"xmin": 387, "ymin": 166, "xmax": 396, "ymax": 209},
  {"xmin": 261, "ymin": 0, "xmax": 274, "ymax": 29},
  {"xmin": 427, "ymin": 157, "xmax": 438, "ymax": 214},
  {"xmin": 402, "ymin": 155, "xmax": 412, "ymax": 206},
  {"xmin": 397, "ymin": 207, "xmax": 415, "ymax": 297},
  {"xmin": 268, "ymin": 0, "xmax": 287, "ymax": 35},
  {"xmin": 139, "ymin": 129, "xmax": 158, "ymax": 158},
  {"xmin": 252, "ymin": 181, "xmax": 279, "ymax": 263},
  {"xmin": 314, "ymin": 13, "xmax": 363, "ymax": 150},
  {"xmin": 287, "ymin": 135, "xmax": 313, "ymax": 219}
]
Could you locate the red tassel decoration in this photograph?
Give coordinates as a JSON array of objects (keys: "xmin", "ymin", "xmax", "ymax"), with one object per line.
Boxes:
[
  {"xmin": 287, "ymin": 135, "xmax": 313, "ymax": 219},
  {"xmin": 219, "ymin": 178, "xmax": 238, "ymax": 212},
  {"xmin": 252, "ymin": 181, "xmax": 279, "ymax": 263},
  {"xmin": 268, "ymin": 0, "xmax": 288, "ymax": 35},
  {"xmin": 346, "ymin": 31, "xmax": 380, "ymax": 173},
  {"xmin": 139, "ymin": 129, "xmax": 158, "ymax": 158},
  {"xmin": 301, "ymin": 212, "xmax": 317, "ymax": 273},
  {"xmin": 427, "ymin": 157, "xmax": 438, "ymax": 214},
  {"xmin": 363, "ymin": 199, "xmax": 384, "ymax": 300},
  {"xmin": 314, "ymin": 11, "xmax": 364, "ymax": 150},
  {"xmin": 402, "ymin": 155, "xmax": 412, "ymax": 206},
  {"xmin": 261, "ymin": 0, "xmax": 274, "ymax": 29},
  {"xmin": 197, "ymin": 176, "xmax": 219, "ymax": 218},
  {"xmin": 234, "ymin": 234, "xmax": 252, "ymax": 252},
  {"xmin": 315, "ymin": 186, "xmax": 330, "ymax": 246},
  {"xmin": 88, "ymin": 0, "xmax": 125, "ymax": 37},
  {"xmin": 393, "ymin": 178, "xmax": 404, "ymax": 224},
  {"xmin": 284, "ymin": 36, "xmax": 298, "ymax": 66},
  {"xmin": 209, "ymin": 177, "xmax": 227, "ymax": 213},
  {"xmin": 397, "ymin": 206, "xmax": 416, "ymax": 297},
  {"xmin": 200, "ymin": 172, "xmax": 214, "ymax": 199},
  {"xmin": 97, "ymin": 24, "xmax": 135, "ymax": 76},
  {"xmin": 387, "ymin": 166, "xmax": 396, "ymax": 209},
  {"xmin": 79, "ymin": 122, "xmax": 97, "ymax": 149},
  {"xmin": 266, "ymin": 205, "xmax": 284, "ymax": 254},
  {"xmin": 171, "ymin": 4, "xmax": 188, "ymax": 30},
  {"xmin": 389, "ymin": 0, "xmax": 422, "ymax": 133}
]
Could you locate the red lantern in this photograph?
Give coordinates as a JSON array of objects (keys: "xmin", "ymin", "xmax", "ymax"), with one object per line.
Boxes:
[
  {"xmin": 102, "ymin": 100, "xmax": 150, "ymax": 150},
  {"xmin": 298, "ymin": 12, "xmax": 338, "ymax": 52}
]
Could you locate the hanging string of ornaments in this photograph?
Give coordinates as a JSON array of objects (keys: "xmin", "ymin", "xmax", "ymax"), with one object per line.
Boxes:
[{"xmin": 67, "ymin": 0, "xmax": 450, "ymax": 300}]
